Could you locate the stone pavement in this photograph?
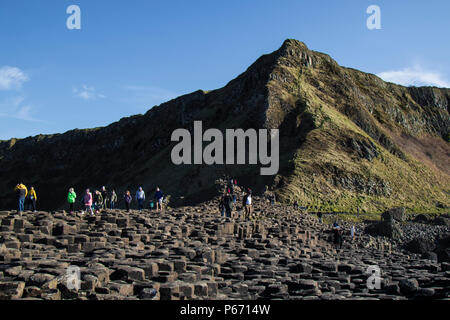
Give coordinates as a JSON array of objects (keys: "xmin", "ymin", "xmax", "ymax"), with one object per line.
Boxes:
[{"xmin": 0, "ymin": 200, "xmax": 449, "ymax": 300}]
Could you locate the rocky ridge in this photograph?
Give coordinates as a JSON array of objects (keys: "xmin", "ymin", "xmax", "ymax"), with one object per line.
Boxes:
[{"xmin": 0, "ymin": 39, "xmax": 449, "ymax": 213}]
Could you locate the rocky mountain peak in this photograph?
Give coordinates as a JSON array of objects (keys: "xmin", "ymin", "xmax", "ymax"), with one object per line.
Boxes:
[{"xmin": 0, "ymin": 40, "xmax": 448, "ymax": 213}]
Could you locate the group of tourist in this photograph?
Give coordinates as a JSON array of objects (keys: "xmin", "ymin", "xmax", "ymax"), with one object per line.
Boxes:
[
  {"xmin": 217, "ymin": 180, "xmax": 357, "ymax": 248},
  {"xmin": 14, "ymin": 183, "xmax": 164, "ymax": 216},
  {"xmin": 15, "ymin": 180, "xmax": 356, "ymax": 247},
  {"xmin": 331, "ymin": 221, "xmax": 357, "ymax": 250},
  {"xmin": 70, "ymin": 186, "xmax": 165, "ymax": 216},
  {"xmin": 219, "ymin": 179, "xmax": 254, "ymax": 220},
  {"xmin": 14, "ymin": 183, "xmax": 37, "ymax": 213},
  {"xmin": 131, "ymin": 186, "xmax": 164, "ymax": 212},
  {"xmin": 67, "ymin": 187, "xmax": 120, "ymax": 215}
]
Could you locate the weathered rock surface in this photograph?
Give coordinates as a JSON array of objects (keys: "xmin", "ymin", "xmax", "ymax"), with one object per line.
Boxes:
[
  {"xmin": 382, "ymin": 207, "xmax": 406, "ymax": 222},
  {"xmin": 0, "ymin": 199, "xmax": 449, "ymax": 300},
  {"xmin": 365, "ymin": 220, "xmax": 403, "ymax": 240}
]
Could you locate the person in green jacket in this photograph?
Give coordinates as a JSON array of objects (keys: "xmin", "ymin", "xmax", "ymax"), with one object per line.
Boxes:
[{"xmin": 68, "ymin": 188, "xmax": 77, "ymax": 213}]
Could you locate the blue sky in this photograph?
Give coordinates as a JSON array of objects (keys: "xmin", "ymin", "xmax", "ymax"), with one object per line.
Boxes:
[{"xmin": 1, "ymin": 0, "xmax": 449, "ymax": 139}]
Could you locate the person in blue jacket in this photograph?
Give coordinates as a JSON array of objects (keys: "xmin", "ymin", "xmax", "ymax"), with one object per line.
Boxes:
[{"xmin": 154, "ymin": 187, "xmax": 164, "ymax": 211}]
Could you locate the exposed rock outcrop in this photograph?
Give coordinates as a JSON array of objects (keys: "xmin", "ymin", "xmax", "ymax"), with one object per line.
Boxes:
[
  {"xmin": 1, "ymin": 199, "xmax": 449, "ymax": 300},
  {"xmin": 0, "ymin": 39, "xmax": 449, "ymax": 214}
]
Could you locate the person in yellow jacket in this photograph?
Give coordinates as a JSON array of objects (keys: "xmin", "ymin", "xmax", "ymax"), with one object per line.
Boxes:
[
  {"xmin": 14, "ymin": 183, "xmax": 28, "ymax": 212},
  {"xmin": 27, "ymin": 186, "xmax": 37, "ymax": 212}
]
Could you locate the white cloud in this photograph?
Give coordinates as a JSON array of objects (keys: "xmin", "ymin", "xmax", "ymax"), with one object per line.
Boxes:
[
  {"xmin": 377, "ymin": 65, "xmax": 450, "ymax": 88},
  {"xmin": 14, "ymin": 105, "xmax": 35, "ymax": 122},
  {"xmin": 73, "ymin": 84, "xmax": 106, "ymax": 100},
  {"xmin": 0, "ymin": 66, "xmax": 29, "ymax": 90},
  {"xmin": 0, "ymin": 96, "xmax": 42, "ymax": 122}
]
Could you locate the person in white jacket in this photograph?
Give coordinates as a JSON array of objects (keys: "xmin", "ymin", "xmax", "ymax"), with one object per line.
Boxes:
[{"xmin": 350, "ymin": 225, "xmax": 356, "ymax": 242}]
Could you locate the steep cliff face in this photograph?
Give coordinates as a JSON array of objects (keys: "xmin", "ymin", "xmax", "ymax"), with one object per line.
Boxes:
[{"xmin": 0, "ymin": 39, "xmax": 449, "ymax": 212}]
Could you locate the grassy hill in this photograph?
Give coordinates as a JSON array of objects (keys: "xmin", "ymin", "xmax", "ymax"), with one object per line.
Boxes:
[{"xmin": 0, "ymin": 39, "xmax": 449, "ymax": 214}]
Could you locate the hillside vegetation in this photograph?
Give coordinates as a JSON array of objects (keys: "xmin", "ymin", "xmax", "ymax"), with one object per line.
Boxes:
[{"xmin": 0, "ymin": 39, "xmax": 449, "ymax": 214}]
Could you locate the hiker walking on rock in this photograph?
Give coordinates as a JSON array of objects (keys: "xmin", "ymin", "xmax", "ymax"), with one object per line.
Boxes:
[
  {"xmin": 83, "ymin": 189, "xmax": 94, "ymax": 216},
  {"xmin": 101, "ymin": 186, "xmax": 108, "ymax": 209},
  {"xmin": 350, "ymin": 225, "xmax": 356, "ymax": 242},
  {"xmin": 136, "ymin": 187, "xmax": 145, "ymax": 212},
  {"xmin": 219, "ymin": 196, "xmax": 225, "ymax": 217},
  {"xmin": 27, "ymin": 186, "xmax": 37, "ymax": 212},
  {"xmin": 293, "ymin": 200, "xmax": 299, "ymax": 210},
  {"xmin": 67, "ymin": 188, "xmax": 77, "ymax": 213},
  {"xmin": 14, "ymin": 183, "xmax": 28, "ymax": 213},
  {"xmin": 332, "ymin": 221, "xmax": 343, "ymax": 249},
  {"xmin": 221, "ymin": 190, "xmax": 233, "ymax": 218},
  {"xmin": 110, "ymin": 189, "xmax": 117, "ymax": 209},
  {"xmin": 154, "ymin": 187, "xmax": 164, "ymax": 212},
  {"xmin": 93, "ymin": 190, "xmax": 103, "ymax": 213},
  {"xmin": 243, "ymin": 188, "xmax": 253, "ymax": 220},
  {"xmin": 124, "ymin": 190, "xmax": 132, "ymax": 212}
]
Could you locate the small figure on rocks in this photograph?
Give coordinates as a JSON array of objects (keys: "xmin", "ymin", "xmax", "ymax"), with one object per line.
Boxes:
[
  {"xmin": 332, "ymin": 221, "xmax": 343, "ymax": 249},
  {"xmin": 124, "ymin": 190, "xmax": 132, "ymax": 212},
  {"xmin": 83, "ymin": 189, "xmax": 94, "ymax": 216},
  {"xmin": 101, "ymin": 186, "xmax": 108, "ymax": 209},
  {"xmin": 219, "ymin": 196, "xmax": 225, "ymax": 217},
  {"xmin": 350, "ymin": 225, "xmax": 356, "ymax": 242},
  {"xmin": 293, "ymin": 200, "xmax": 299, "ymax": 210},
  {"xmin": 221, "ymin": 190, "xmax": 233, "ymax": 218},
  {"xmin": 317, "ymin": 212, "xmax": 323, "ymax": 223},
  {"xmin": 243, "ymin": 188, "xmax": 253, "ymax": 220},
  {"xmin": 14, "ymin": 183, "xmax": 28, "ymax": 213},
  {"xmin": 27, "ymin": 186, "xmax": 37, "ymax": 212},
  {"xmin": 93, "ymin": 190, "xmax": 103, "ymax": 213},
  {"xmin": 110, "ymin": 189, "xmax": 117, "ymax": 209},
  {"xmin": 154, "ymin": 187, "xmax": 164, "ymax": 212},
  {"xmin": 270, "ymin": 193, "xmax": 276, "ymax": 206},
  {"xmin": 67, "ymin": 188, "xmax": 77, "ymax": 213},
  {"xmin": 136, "ymin": 187, "xmax": 145, "ymax": 212}
]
